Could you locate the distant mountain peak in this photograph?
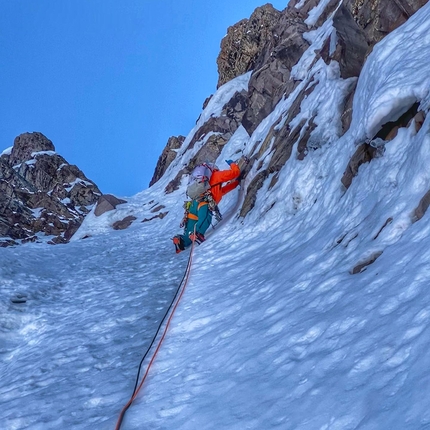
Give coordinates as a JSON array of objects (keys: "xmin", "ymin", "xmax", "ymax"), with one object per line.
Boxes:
[{"xmin": 0, "ymin": 132, "xmax": 101, "ymax": 246}]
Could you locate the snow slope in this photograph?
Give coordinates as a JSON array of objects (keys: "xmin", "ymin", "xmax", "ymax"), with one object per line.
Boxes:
[{"xmin": 2, "ymin": 2, "xmax": 430, "ymax": 429}]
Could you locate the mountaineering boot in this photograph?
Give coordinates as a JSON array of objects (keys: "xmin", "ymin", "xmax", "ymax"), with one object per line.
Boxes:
[
  {"xmin": 173, "ymin": 235, "xmax": 185, "ymax": 253},
  {"xmin": 189, "ymin": 232, "xmax": 205, "ymax": 245}
]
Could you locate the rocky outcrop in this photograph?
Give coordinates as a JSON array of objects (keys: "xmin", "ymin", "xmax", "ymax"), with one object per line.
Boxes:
[
  {"xmin": 341, "ymin": 103, "xmax": 426, "ymax": 190},
  {"xmin": 112, "ymin": 215, "xmax": 137, "ymax": 230},
  {"xmin": 94, "ymin": 194, "xmax": 127, "ymax": 216},
  {"xmin": 242, "ymin": 12, "xmax": 309, "ymax": 135},
  {"xmin": 163, "ymin": 91, "xmax": 249, "ymax": 193},
  {"xmin": 149, "ymin": 135, "xmax": 185, "ymax": 186},
  {"xmin": 319, "ymin": 5, "xmax": 369, "ymax": 79},
  {"xmin": 341, "ymin": 143, "xmax": 378, "ymax": 190},
  {"xmin": 414, "ymin": 190, "xmax": 430, "ymax": 221},
  {"xmin": 152, "ymin": 0, "xmax": 429, "ymax": 221},
  {"xmin": 216, "ymin": 5, "xmax": 283, "ymax": 88},
  {"xmin": 289, "ymin": 0, "xmax": 429, "ymax": 51},
  {"xmin": 0, "ymin": 132, "xmax": 101, "ymax": 246},
  {"xmin": 346, "ymin": 0, "xmax": 429, "ymax": 51}
]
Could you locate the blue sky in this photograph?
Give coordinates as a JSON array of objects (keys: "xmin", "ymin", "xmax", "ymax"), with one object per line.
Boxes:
[{"xmin": 0, "ymin": 1, "xmax": 287, "ymax": 197}]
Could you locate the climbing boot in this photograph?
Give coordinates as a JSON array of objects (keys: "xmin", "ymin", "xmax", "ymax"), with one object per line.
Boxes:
[
  {"xmin": 189, "ymin": 232, "xmax": 205, "ymax": 245},
  {"xmin": 173, "ymin": 235, "xmax": 185, "ymax": 253}
]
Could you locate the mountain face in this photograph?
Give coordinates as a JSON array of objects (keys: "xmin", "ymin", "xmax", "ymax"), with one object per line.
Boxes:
[
  {"xmin": 0, "ymin": 132, "xmax": 101, "ymax": 246},
  {"xmin": 3, "ymin": 2, "xmax": 430, "ymax": 427},
  {"xmin": 151, "ymin": 0, "xmax": 429, "ymax": 202}
]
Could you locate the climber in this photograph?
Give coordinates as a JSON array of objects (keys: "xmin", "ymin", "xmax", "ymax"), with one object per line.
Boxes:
[{"xmin": 173, "ymin": 156, "xmax": 248, "ymax": 253}]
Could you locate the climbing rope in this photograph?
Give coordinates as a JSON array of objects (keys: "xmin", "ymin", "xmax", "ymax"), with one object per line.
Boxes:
[
  {"xmin": 114, "ymin": 235, "xmax": 196, "ymax": 430},
  {"xmin": 114, "ymin": 156, "xmax": 250, "ymax": 428}
]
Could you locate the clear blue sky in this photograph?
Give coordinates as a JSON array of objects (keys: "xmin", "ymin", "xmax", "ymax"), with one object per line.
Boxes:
[{"xmin": 0, "ymin": 1, "xmax": 287, "ymax": 197}]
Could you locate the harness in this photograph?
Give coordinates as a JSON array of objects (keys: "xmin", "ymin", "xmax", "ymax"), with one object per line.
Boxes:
[{"xmin": 179, "ymin": 190, "xmax": 222, "ymax": 228}]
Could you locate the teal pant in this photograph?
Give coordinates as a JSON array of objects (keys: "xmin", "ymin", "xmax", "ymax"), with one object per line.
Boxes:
[{"xmin": 181, "ymin": 199, "xmax": 212, "ymax": 248}]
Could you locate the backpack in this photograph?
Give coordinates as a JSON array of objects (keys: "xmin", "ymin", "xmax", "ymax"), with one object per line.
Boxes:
[{"xmin": 186, "ymin": 163, "xmax": 215, "ymax": 199}]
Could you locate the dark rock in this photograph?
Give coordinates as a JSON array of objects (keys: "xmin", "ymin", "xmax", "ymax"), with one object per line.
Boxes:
[
  {"xmin": 112, "ymin": 215, "xmax": 137, "ymax": 230},
  {"xmin": 288, "ymin": 0, "xmax": 328, "ymax": 21},
  {"xmin": 164, "ymin": 92, "xmax": 249, "ymax": 195},
  {"xmin": 142, "ymin": 212, "xmax": 168, "ymax": 223},
  {"xmin": 216, "ymin": 5, "xmax": 282, "ymax": 88},
  {"xmin": 94, "ymin": 194, "xmax": 127, "ymax": 217},
  {"xmin": 351, "ymin": 251, "xmax": 383, "ymax": 274},
  {"xmin": 372, "ymin": 102, "xmax": 420, "ymax": 141},
  {"xmin": 341, "ymin": 86, "xmax": 356, "ymax": 135},
  {"xmin": 48, "ymin": 236, "xmax": 69, "ymax": 245},
  {"xmin": 151, "ymin": 204, "xmax": 165, "ymax": 213},
  {"xmin": 9, "ymin": 132, "xmax": 55, "ymax": 166},
  {"xmin": 346, "ymin": 0, "xmax": 429, "ymax": 51},
  {"xmin": 0, "ymin": 239, "xmax": 18, "ymax": 247},
  {"xmin": 341, "ymin": 144, "xmax": 378, "ymax": 190},
  {"xmin": 296, "ymin": 117, "xmax": 317, "ymax": 160},
  {"xmin": 242, "ymin": 10, "xmax": 309, "ymax": 135},
  {"xmin": 240, "ymin": 170, "xmax": 269, "ymax": 218},
  {"xmin": 223, "ymin": 90, "xmax": 249, "ymax": 125},
  {"xmin": 164, "ymin": 168, "xmax": 186, "ymax": 195},
  {"xmin": 150, "ymin": 135, "xmax": 185, "ymax": 186},
  {"xmin": 64, "ymin": 220, "xmax": 82, "ymax": 241},
  {"xmin": 319, "ymin": 4, "xmax": 368, "ymax": 79},
  {"xmin": 186, "ymin": 117, "xmax": 232, "ymax": 152},
  {"xmin": 10, "ymin": 294, "xmax": 27, "ymax": 304},
  {"xmin": 373, "ymin": 218, "xmax": 393, "ymax": 239},
  {"xmin": 413, "ymin": 190, "xmax": 430, "ymax": 222},
  {"xmin": 202, "ymin": 95, "xmax": 213, "ymax": 111}
]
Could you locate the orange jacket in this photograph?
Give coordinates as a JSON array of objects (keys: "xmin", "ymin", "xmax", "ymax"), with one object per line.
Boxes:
[{"xmin": 209, "ymin": 163, "xmax": 240, "ymax": 204}]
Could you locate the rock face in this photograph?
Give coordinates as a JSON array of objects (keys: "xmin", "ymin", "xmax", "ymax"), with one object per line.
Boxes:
[
  {"xmin": 216, "ymin": 5, "xmax": 283, "ymax": 89},
  {"xmin": 320, "ymin": 4, "xmax": 369, "ymax": 79},
  {"xmin": 346, "ymin": 0, "xmax": 429, "ymax": 50},
  {"xmin": 0, "ymin": 132, "xmax": 101, "ymax": 246},
  {"xmin": 150, "ymin": 0, "xmax": 429, "ymax": 221},
  {"xmin": 164, "ymin": 91, "xmax": 249, "ymax": 194},
  {"xmin": 149, "ymin": 135, "xmax": 185, "ymax": 186},
  {"xmin": 94, "ymin": 194, "xmax": 127, "ymax": 217}
]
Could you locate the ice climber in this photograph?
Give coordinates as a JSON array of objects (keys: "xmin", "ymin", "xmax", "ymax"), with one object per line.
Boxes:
[{"xmin": 173, "ymin": 156, "xmax": 247, "ymax": 253}]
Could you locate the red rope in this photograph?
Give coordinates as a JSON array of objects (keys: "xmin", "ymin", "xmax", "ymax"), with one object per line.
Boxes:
[{"xmin": 115, "ymin": 236, "xmax": 196, "ymax": 430}]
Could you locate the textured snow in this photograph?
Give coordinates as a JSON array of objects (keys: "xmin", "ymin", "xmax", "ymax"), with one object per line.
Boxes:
[
  {"xmin": 2, "ymin": 3, "xmax": 430, "ymax": 430},
  {"xmin": 350, "ymin": 1, "xmax": 430, "ymax": 142},
  {"xmin": 1, "ymin": 146, "xmax": 13, "ymax": 156},
  {"xmin": 294, "ymin": 0, "xmax": 306, "ymax": 9},
  {"xmin": 304, "ymin": 0, "xmax": 333, "ymax": 26},
  {"xmin": 31, "ymin": 151, "xmax": 56, "ymax": 157},
  {"xmin": 291, "ymin": 17, "xmax": 334, "ymax": 80}
]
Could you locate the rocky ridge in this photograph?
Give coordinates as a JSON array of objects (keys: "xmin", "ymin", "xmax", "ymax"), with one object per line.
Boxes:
[{"xmin": 0, "ymin": 132, "xmax": 101, "ymax": 246}]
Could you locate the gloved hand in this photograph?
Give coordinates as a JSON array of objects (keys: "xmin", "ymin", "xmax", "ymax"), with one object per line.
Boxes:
[{"xmin": 225, "ymin": 159, "xmax": 234, "ymax": 166}]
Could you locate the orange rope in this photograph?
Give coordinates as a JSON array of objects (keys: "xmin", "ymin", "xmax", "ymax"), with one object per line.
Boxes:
[{"xmin": 115, "ymin": 235, "xmax": 196, "ymax": 430}]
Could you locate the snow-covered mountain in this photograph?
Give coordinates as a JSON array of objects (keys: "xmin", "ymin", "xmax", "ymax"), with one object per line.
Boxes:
[{"xmin": 2, "ymin": 0, "xmax": 430, "ymax": 429}]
